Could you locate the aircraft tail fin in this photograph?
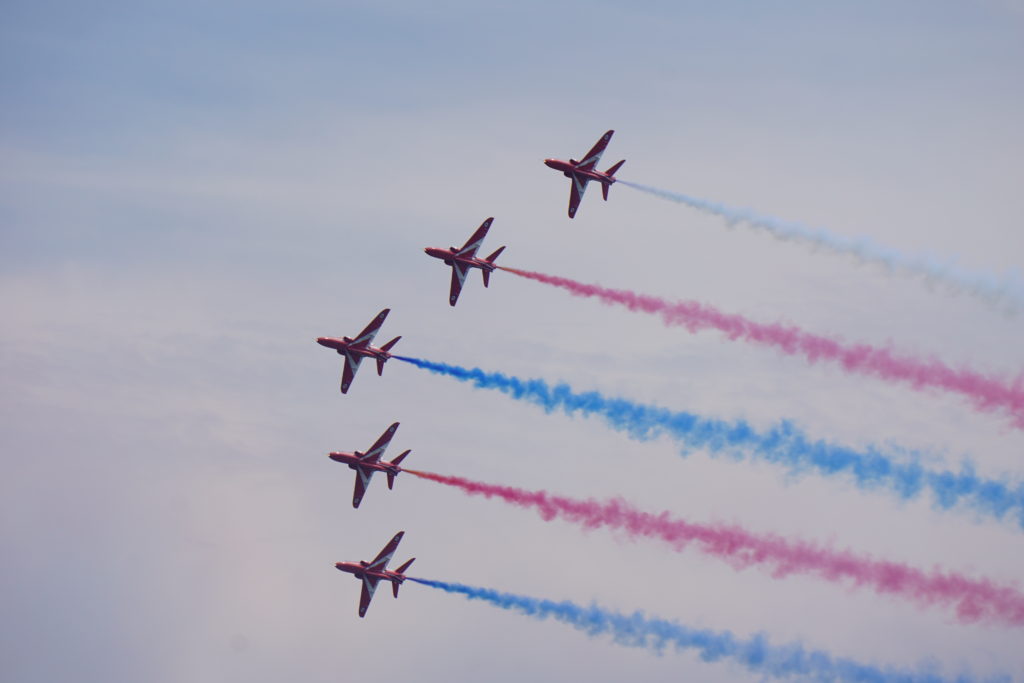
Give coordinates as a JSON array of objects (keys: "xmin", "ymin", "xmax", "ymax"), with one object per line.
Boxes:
[
  {"xmin": 482, "ymin": 247, "xmax": 504, "ymax": 288},
  {"xmin": 602, "ymin": 160, "xmax": 625, "ymax": 201},
  {"xmin": 386, "ymin": 450, "xmax": 410, "ymax": 489},
  {"xmin": 377, "ymin": 337, "xmax": 401, "ymax": 375},
  {"xmin": 393, "ymin": 559, "xmax": 415, "ymax": 596}
]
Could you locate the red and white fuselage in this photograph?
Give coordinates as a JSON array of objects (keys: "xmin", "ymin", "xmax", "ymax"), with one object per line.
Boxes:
[
  {"xmin": 316, "ymin": 336, "xmax": 393, "ymax": 360},
  {"xmin": 423, "ymin": 246, "xmax": 499, "ymax": 274},
  {"xmin": 316, "ymin": 335, "xmax": 393, "ymax": 363},
  {"xmin": 543, "ymin": 157, "xmax": 617, "ymax": 184},
  {"xmin": 329, "ymin": 451, "xmax": 402, "ymax": 476},
  {"xmin": 334, "ymin": 561, "xmax": 407, "ymax": 587}
]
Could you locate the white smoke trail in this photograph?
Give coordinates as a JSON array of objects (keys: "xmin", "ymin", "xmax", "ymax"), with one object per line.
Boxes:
[{"xmin": 619, "ymin": 180, "xmax": 1024, "ymax": 312}]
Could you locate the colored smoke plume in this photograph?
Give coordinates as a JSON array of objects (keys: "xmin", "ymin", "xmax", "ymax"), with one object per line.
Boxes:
[
  {"xmin": 409, "ymin": 577, "xmax": 973, "ymax": 682},
  {"xmin": 499, "ymin": 265, "xmax": 1024, "ymax": 430},
  {"xmin": 618, "ymin": 179, "xmax": 1024, "ymax": 313},
  {"xmin": 393, "ymin": 356, "xmax": 1024, "ymax": 529},
  {"xmin": 404, "ymin": 469, "xmax": 1024, "ymax": 626}
]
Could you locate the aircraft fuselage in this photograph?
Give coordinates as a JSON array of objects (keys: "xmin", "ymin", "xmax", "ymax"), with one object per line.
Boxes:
[
  {"xmin": 544, "ymin": 158, "xmax": 616, "ymax": 185},
  {"xmin": 316, "ymin": 337, "xmax": 391, "ymax": 361},
  {"xmin": 423, "ymin": 247, "xmax": 497, "ymax": 272},
  {"xmin": 328, "ymin": 451, "xmax": 400, "ymax": 475},
  {"xmin": 335, "ymin": 561, "xmax": 405, "ymax": 585}
]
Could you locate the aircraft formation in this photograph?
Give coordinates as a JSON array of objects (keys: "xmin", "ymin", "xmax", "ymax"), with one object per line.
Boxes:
[
  {"xmin": 312, "ymin": 130, "xmax": 1017, "ymax": 681},
  {"xmin": 321, "ymin": 130, "xmax": 623, "ymax": 617}
]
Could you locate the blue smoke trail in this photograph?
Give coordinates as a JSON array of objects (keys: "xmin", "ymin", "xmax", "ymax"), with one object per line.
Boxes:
[
  {"xmin": 618, "ymin": 180, "xmax": 1024, "ymax": 312},
  {"xmin": 394, "ymin": 356, "xmax": 1024, "ymax": 529},
  {"xmin": 410, "ymin": 577, "xmax": 976, "ymax": 682}
]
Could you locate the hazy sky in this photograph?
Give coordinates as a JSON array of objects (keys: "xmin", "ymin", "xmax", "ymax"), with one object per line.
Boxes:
[{"xmin": 3, "ymin": 1, "xmax": 1023, "ymax": 681}]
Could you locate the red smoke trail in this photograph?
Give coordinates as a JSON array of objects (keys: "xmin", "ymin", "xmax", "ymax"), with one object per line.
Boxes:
[
  {"xmin": 403, "ymin": 468, "xmax": 1024, "ymax": 627},
  {"xmin": 498, "ymin": 266, "xmax": 1024, "ymax": 429}
]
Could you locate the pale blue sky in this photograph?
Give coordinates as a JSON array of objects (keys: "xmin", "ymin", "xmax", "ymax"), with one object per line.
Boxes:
[{"xmin": 2, "ymin": 2, "xmax": 1023, "ymax": 681}]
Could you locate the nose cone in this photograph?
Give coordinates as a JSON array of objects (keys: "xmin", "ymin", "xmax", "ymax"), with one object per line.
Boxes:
[
  {"xmin": 328, "ymin": 452, "xmax": 340, "ymax": 462},
  {"xmin": 316, "ymin": 337, "xmax": 329, "ymax": 347},
  {"xmin": 544, "ymin": 158, "xmax": 558, "ymax": 169}
]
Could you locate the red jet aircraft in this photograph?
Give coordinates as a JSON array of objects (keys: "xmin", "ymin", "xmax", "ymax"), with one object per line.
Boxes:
[
  {"xmin": 424, "ymin": 217, "xmax": 506, "ymax": 306},
  {"xmin": 335, "ymin": 531, "xmax": 415, "ymax": 618},
  {"xmin": 316, "ymin": 308, "xmax": 401, "ymax": 394},
  {"xmin": 544, "ymin": 130, "xmax": 625, "ymax": 218},
  {"xmin": 329, "ymin": 422, "xmax": 411, "ymax": 508}
]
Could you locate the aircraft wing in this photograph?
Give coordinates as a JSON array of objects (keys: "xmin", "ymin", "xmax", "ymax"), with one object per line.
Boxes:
[
  {"xmin": 449, "ymin": 263, "xmax": 469, "ymax": 306},
  {"xmin": 455, "ymin": 217, "xmax": 493, "ymax": 257},
  {"xmin": 352, "ymin": 467, "xmax": 373, "ymax": 508},
  {"xmin": 352, "ymin": 308, "xmax": 390, "ymax": 348},
  {"xmin": 367, "ymin": 531, "xmax": 404, "ymax": 571},
  {"xmin": 576, "ymin": 130, "xmax": 613, "ymax": 171},
  {"xmin": 340, "ymin": 352, "xmax": 364, "ymax": 394},
  {"xmin": 358, "ymin": 575, "xmax": 381, "ymax": 617},
  {"xmin": 568, "ymin": 175, "xmax": 589, "ymax": 218},
  {"xmin": 361, "ymin": 422, "xmax": 399, "ymax": 462}
]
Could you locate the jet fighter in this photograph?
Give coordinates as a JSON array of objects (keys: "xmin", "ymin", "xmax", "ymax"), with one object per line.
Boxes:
[
  {"xmin": 335, "ymin": 531, "xmax": 415, "ymax": 618},
  {"xmin": 316, "ymin": 308, "xmax": 400, "ymax": 394},
  {"xmin": 329, "ymin": 422, "xmax": 411, "ymax": 508},
  {"xmin": 544, "ymin": 130, "xmax": 625, "ymax": 218},
  {"xmin": 424, "ymin": 217, "xmax": 506, "ymax": 306}
]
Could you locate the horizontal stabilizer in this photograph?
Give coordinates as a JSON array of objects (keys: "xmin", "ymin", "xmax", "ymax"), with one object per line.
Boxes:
[
  {"xmin": 484, "ymin": 246, "xmax": 505, "ymax": 263},
  {"xmin": 605, "ymin": 159, "xmax": 625, "ymax": 177},
  {"xmin": 380, "ymin": 336, "xmax": 401, "ymax": 353},
  {"xmin": 391, "ymin": 449, "xmax": 411, "ymax": 468},
  {"xmin": 602, "ymin": 183, "xmax": 609, "ymax": 201},
  {"xmin": 393, "ymin": 582, "xmax": 400, "ymax": 599},
  {"xmin": 396, "ymin": 557, "xmax": 415, "ymax": 574}
]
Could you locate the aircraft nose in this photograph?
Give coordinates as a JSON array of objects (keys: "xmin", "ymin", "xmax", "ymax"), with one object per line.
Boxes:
[{"xmin": 543, "ymin": 158, "xmax": 557, "ymax": 168}]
